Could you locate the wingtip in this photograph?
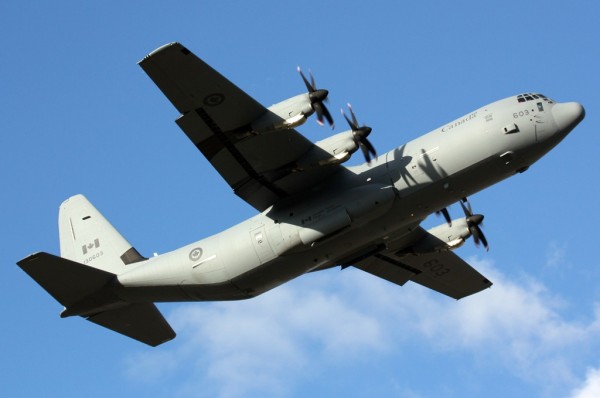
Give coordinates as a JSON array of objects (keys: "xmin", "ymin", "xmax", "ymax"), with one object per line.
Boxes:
[
  {"xmin": 138, "ymin": 42, "xmax": 184, "ymax": 64},
  {"xmin": 150, "ymin": 331, "xmax": 177, "ymax": 347},
  {"xmin": 16, "ymin": 251, "xmax": 45, "ymax": 266}
]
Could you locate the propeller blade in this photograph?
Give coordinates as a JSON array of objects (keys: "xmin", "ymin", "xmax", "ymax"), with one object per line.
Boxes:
[
  {"xmin": 459, "ymin": 199, "xmax": 472, "ymax": 218},
  {"xmin": 436, "ymin": 208, "xmax": 452, "ymax": 226},
  {"xmin": 309, "ymin": 69, "xmax": 316, "ymax": 91},
  {"xmin": 471, "ymin": 225, "xmax": 489, "ymax": 251},
  {"xmin": 313, "ymin": 101, "xmax": 325, "ymax": 125},
  {"xmin": 461, "ymin": 197, "xmax": 473, "ymax": 216},
  {"xmin": 297, "ymin": 66, "xmax": 314, "ymax": 92},
  {"xmin": 348, "ymin": 103, "xmax": 359, "ymax": 128},
  {"xmin": 321, "ymin": 103, "xmax": 334, "ymax": 127},
  {"xmin": 342, "ymin": 108, "xmax": 357, "ymax": 130},
  {"xmin": 360, "ymin": 143, "xmax": 372, "ymax": 163},
  {"xmin": 470, "ymin": 226, "xmax": 480, "ymax": 245},
  {"xmin": 361, "ymin": 138, "xmax": 377, "ymax": 160},
  {"xmin": 477, "ymin": 226, "xmax": 489, "ymax": 251}
]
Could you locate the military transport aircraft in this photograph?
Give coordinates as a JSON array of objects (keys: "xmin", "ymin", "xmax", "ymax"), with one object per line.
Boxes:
[{"xmin": 18, "ymin": 42, "xmax": 585, "ymax": 346}]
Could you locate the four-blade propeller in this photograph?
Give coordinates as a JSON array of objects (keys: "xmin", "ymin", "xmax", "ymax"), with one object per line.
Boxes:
[
  {"xmin": 435, "ymin": 198, "xmax": 489, "ymax": 251},
  {"xmin": 342, "ymin": 103, "xmax": 377, "ymax": 163},
  {"xmin": 459, "ymin": 198, "xmax": 489, "ymax": 251},
  {"xmin": 297, "ymin": 67, "xmax": 334, "ymax": 129}
]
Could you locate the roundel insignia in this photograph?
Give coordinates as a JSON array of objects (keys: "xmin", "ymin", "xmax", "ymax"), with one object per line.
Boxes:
[
  {"xmin": 203, "ymin": 93, "xmax": 225, "ymax": 107},
  {"xmin": 189, "ymin": 247, "xmax": 203, "ymax": 261}
]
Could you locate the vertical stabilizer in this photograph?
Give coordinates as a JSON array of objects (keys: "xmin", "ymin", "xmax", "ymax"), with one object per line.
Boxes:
[{"xmin": 58, "ymin": 195, "xmax": 145, "ymax": 274}]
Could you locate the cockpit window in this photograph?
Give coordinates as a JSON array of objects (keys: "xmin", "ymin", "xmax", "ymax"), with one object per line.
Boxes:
[{"xmin": 517, "ymin": 93, "xmax": 554, "ymax": 103}]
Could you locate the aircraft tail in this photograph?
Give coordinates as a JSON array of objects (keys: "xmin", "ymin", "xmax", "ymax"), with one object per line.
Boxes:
[
  {"xmin": 17, "ymin": 252, "xmax": 175, "ymax": 346},
  {"xmin": 17, "ymin": 195, "xmax": 175, "ymax": 346},
  {"xmin": 58, "ymin": 194, "xmax": 146, "ymax": 274}
]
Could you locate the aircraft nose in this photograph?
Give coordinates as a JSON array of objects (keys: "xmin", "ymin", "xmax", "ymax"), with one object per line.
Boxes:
[{"xmin": 552, "ymin": 102, "xmax": 585, "ymax": 132}]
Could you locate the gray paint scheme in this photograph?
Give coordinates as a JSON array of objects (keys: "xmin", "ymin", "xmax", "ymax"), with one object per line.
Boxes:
[{"xmin": 17, "ymin": 42, "xmax": 585, "ymax": 346}]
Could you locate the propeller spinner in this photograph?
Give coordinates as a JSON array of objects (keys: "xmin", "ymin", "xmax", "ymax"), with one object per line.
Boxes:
[
  {"xmin": 342, "ymin": 103, "xmax": 377, "ymax": 163},
  {"xmin": 297, "ymin": 67, "xmax": 334, "ymax": 128}
]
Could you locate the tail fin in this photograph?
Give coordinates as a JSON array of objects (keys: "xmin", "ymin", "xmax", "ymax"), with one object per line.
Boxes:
[{"xmin": 58, "ymin": 194, "xmax": 145, "ymax": 274}]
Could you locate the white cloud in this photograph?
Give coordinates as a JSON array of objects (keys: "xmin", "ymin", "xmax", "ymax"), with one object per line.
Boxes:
[
  {"xmin": 569, "ymin": 368, "xmax": 600, "ymax": 398},
  {"xmin": 123, "ymin": 258, "xmax": 600, "ymax": 397},
  {"xmin": 131, "ymin": 281, "xmax": 389, "ymax": 398},
  {"xmin": 394, "ymin": 259, "xmax": 600, "ymax": 390}
]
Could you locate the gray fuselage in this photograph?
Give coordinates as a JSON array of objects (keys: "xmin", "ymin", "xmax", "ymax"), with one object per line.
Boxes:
[{"xmin": 117, "ymin": 94, "xmax": 583, "ymax": 302}]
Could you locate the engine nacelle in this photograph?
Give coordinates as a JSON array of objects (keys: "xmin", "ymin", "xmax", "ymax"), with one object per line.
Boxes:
[
  {"xmin": 407, "ymin": 218, "xmax": 472, "ymax": 254},
  {"xmin": 251, "ymin": 93, "xmax": 314, "ymax": 133},
  {"xmin": 293, "ymin": 130, "xmax": 359, "ymax": 170}
]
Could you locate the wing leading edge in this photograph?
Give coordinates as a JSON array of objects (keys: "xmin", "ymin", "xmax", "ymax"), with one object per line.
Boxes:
[
  {"xmin": 139, "ymin": 42, "xmax": 341, "ymax": 211},
  {"xmin": 353, "ymin": 228, "xmax": 492, "ymax": 299}
]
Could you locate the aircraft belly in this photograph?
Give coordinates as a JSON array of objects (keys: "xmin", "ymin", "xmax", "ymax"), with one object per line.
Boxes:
[
  {"xmin": 119, "ymin": 285, "xmax": 191, "ymax": 302},
  {"xmin": 179, "ymin": 282, "xmax": 250, "ymax": 301},
  {"xmin": 120, "ymin": 283, "xmax": 250, "ymax": 302},
  {"xmin": 228, "ymin": 256, "xmax": 318, "ymax": 297}
]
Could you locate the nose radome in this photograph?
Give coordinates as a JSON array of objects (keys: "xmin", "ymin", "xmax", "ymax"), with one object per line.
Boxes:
[{"xmin": 552, "ymin": 102, "xmax": 585, "ymax": 132}]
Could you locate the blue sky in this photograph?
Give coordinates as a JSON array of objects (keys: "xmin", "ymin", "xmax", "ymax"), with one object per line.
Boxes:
[{"xmin": 2, "ymin": 1, "xmax": 599, "ymax": 397}]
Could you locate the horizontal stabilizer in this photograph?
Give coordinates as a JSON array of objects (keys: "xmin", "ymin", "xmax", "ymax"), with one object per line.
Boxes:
[
  {"xmin": 88, "ymin": 303, "xmax": 176, "ymax": 347},
  {"xmin": 18, "ymin": 252, "xmax": 175, "ymax": 346},
  {"xmin": 18, "ymin": 252, "xmax": 115, "ymax": 308}
]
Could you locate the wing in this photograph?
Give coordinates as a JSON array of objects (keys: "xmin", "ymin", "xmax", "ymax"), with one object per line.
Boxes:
[
  {"xmin": 139, "ymin": 42, "xmax": 339, "ymax": 211},
  {"xmin": 352, "ymin": 228, "xmax": 492, "ymax": 299}
]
